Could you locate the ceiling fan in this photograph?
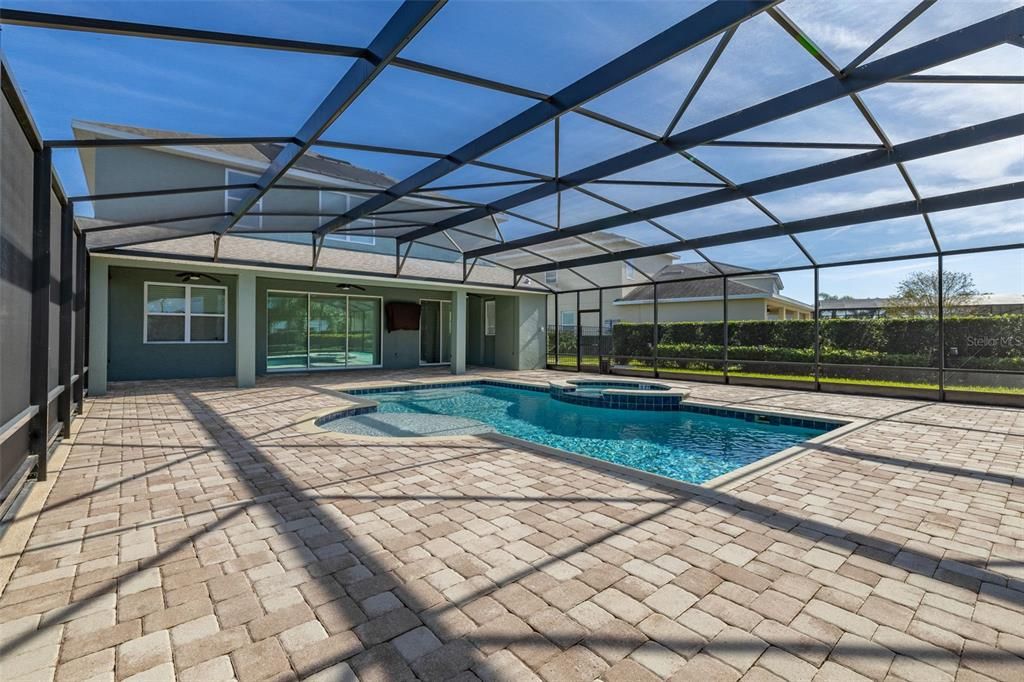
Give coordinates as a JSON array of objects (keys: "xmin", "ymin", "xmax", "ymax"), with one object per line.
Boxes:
[
  {"xmin": 336, "ymin": 283, "xmax": 366, "ymax": 291},
  {"xmin": 175, "ymin": 272, "xmax": 221, "ymax": 283}
]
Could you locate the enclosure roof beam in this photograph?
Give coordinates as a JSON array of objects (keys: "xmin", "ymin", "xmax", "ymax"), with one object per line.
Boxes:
[
  {"xmin": 894, "ymin": 74, "xmax": 1024, "ymax": 84},
  {"xmin": 413, "ymin": 7, "xmax": 1023, "ymax": 244},
  {"xmin": 663, "ymin": 27, "xmax": 735, "ymax": 138},
  {"xmin": 466, "ymin": 112, "xmax": 1024, "ymax": 258},
  {"xmin": 214, "ymin": 0, "xmax": 445, "ymax": 235},
  {"xmin": 316, "ymin": 0, "xmax": 779, "ymax": 237},
  {"xmin": 0, "ymin": 8, "xmax": 365, "ymax": 56},
  {"xmin": 514, "ymin": 182, "xmax": 1024, "ymax": 276},
  {"xmin": 842, "ymin": 0, "xmax": 938, "ymax": 74},
  {"xmin": 46, "ymin": 136, "xmax": 297, "ymax": 149},
  {"xmin": 701, "ymin": 140, "xmax": 882, "ymax": 150},
  {"xmin": 70, "ymin": 183, "xmax": 256, "ymax": 203},
  {"xmin": 90, "ymin": 232, "xmax": 217, "ymax": 251},
  {"xmin": 590, "ymin": 179, "xmax": 726, "ymax": 187},
  {"xmin": 314, "ymin": 139, "xmax": 552, "ymax": 180},
  {"xmin": 79, "ymin": 212, "xmax": 230, "ymax": 233},
  {"xmin": 548, "ymin": 241, "xmax": 1024, "ymax": 296}
]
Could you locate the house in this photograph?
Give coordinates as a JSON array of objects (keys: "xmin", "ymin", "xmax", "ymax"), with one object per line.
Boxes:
[
  {"xmin": 612, "ymin": 262, "xmax": 814, "ymax": 322},
  {"xmin": 72, "ymin": 121, "xmax": 554, "ymax": 387},
  {"xmin": 512, "ymin": 242, "xmax": 675, "ymax": 331},
  {"xmin": 818, "ymin": 294, "xmax": 1024, "ymax": 319}
]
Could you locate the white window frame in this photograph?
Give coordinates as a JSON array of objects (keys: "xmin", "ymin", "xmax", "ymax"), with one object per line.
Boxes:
[
  {"xmin": 624, "ymin": 262, "xmax": 635, "ymax": 280},
  {"xmin": 144, "ymin": 282, "xmax": 229, "ymax": 344},
  {"xmin": 319, "ymin": 190, "xmax": 376, "ymax": 245},
  {"xmin": 225, "ymin": 169, "xmax": 262, "ymax": 229},
  {"xmin": 559, "ymin": 310, "xmax": 576, "ymax": 327},
  {"xmin": 265, "ymin": 289, "xmax": 384, "ymax": 372},
  {"xmin": 484, "ymin": 300, "xmax": 496, "ymax": 336},
  {"xmin": 544, "ymin": 271, "xmax": 557, "ymax": 285}
]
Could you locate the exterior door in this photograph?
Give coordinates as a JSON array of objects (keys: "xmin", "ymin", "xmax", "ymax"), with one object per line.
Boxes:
[
  {"xmin": 420, "ymin": 299, "xmax": 451, "ymax": 365},
  {"xmin": 578, "ymin": 310, "xmax": 600, "ymax": 371}
]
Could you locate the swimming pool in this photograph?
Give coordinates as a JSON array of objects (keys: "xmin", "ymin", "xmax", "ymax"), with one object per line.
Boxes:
[{"xmin": 322, "ymin": 383, "xmax": 837, "ymax": 484}]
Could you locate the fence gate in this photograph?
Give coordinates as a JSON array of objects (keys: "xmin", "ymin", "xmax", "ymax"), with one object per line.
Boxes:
[{"xmin": 578, "ymin": 310, "xmax": 601, "ymax": 371}]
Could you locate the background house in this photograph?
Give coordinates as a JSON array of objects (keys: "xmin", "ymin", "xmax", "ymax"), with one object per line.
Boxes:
[{"xmin": 613, "ymin": 262, "xmax": 813, "ymax": 323}]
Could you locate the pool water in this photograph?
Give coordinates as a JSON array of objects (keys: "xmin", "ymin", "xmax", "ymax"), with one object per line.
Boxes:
[{"xmin": 353, "ymin": 384, "xmax": 828, "ymax": 484}]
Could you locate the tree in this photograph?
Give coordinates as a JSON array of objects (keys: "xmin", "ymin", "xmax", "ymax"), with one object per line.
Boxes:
[
  {"xmin": 818, "ymin": 292, "xmax": 856, "ymax": 301},
  {"xmin": 887, "ymin": 269, "xmax": 980, "ymax": 317}
]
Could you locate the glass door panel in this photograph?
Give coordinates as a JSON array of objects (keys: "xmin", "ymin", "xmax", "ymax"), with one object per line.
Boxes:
[
  {"xmin": 347, "ymin": 297, "xmax": 381, "ymax": 367},
  {"xmin": 440, "ymin": 301, "xmax": 452, "ymax": 364},
  {"xmin": 420, "ymin": 300, "xmax": 441, "ymax": 364},
  {"xmin": 267, "ymin": 292, "xmax": 308, "ymax": 370},
  {"xmin": 309, "ymin": 296, "xmax": 347, "ymax": 369}
]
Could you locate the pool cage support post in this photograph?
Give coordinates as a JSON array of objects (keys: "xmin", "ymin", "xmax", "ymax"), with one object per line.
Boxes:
[
  {"xmin": 722, "ymin": 276, "xmax": 729, "ymax": 384},
  {"xmin": 653, "ymin": 282, "xmax": 659, "ymax": 378},
  {"xmin": 938, "ymin": 252, "xmax": 945, "ymax": 400},
  {"xmin": 553, "ymin": 293, "xmax": 559, "ymax": 367},
  {"xmin": 543, "ymin": 294, "xmax": 548, "ymax": 367},
  {"xmin": 57, "ymin": 202, "xmax": 74, "ymax": 439},
  {"xmin": 576, "ymin": 291, "xmax": 582, "ymax": 372},
  {"xmin": 73, "ymin": 231, "xmax": 87, "ymax": 410},
  {"xmin": 29, "ymin": 148, "xmax": 52, "ymax": 480},
  {"xmin": 598, "ymin": 290, "xmax": 604, "ymax": 373},
  {"xmin": 813, "ymin": 266, "xmax": 821, "ymax": 390}
]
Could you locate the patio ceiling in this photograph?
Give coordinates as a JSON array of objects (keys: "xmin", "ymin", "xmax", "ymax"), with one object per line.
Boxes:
[{"xmin": 2, "ymin": 0, "xmax": 1021, "ymax": 293}]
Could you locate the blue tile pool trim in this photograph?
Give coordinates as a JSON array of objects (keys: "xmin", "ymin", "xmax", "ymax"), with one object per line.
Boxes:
[
  {"xmin": 319, "ymin": 379, "xmax": 844, "ymax": 433},
  {"xmin": 551, "ymin": 390, "xmax": 682, "ymax": 410}
]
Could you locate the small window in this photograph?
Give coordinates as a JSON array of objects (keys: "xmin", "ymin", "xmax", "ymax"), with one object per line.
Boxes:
[
  {"xmin": 560, "ymin": 310, "xmax": 575, "ymax": 327},
  {"xmin": 145, "ymin": 282, "xmax": 227, "ymax": 343},
  {"xmin": 544, "ymin": 271, "xmax": 557, "ymax": 284},
  {"xmin": 624, "ymin": 262, "xmax": 635, "ymax": 280},
  {"xmin": 484, "ymin": 300, "xmax": 496, "ymax": 336},
  {"xmin": 226, "ymin": 170, "xmax": 262, "ymax": 229},
  {"xmin": 320, "ymin": 191, "xmax": 376, "ymax": 245}
]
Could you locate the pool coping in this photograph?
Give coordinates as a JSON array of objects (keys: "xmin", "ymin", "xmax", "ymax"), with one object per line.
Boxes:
[
  {"xmin": 295, "ymin": 377, "xmax": 866, "ymax": 492},
  {"xmin": 548, "ymin": 377, "xmax": 692, "ymax": 410}
]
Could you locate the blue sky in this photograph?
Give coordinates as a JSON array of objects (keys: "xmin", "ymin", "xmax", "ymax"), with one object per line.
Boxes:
[{"xmin": 2, "ymin": 0, "xmax": 1021, "ymax": 302}]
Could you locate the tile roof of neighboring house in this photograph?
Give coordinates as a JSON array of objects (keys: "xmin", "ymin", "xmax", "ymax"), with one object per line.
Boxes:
[
  {"xmin": 73, "ymin": 120, "xmax": 397, "ymax": 188},
  {"xmin": 816, "ymin": 297, "xmax": 890, "ymax": 309},
  {"xmin": 618, "ymin": 262, "xmax": 776, "ymax": 302},
  {"xmin": 820, "ymin": 294, "xmax": 1024, "ymax": 309}
]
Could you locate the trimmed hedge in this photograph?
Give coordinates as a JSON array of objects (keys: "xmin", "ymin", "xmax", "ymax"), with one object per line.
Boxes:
[{"xmin": 608, "ymin": 315, "xmax": 1023, "ymax": 372}]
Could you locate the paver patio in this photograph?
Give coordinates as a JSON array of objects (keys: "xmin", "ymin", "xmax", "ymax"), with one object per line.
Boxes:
[{"xmin": 1, "ymin": 368, "xmax": 1022, "ymax": 681}]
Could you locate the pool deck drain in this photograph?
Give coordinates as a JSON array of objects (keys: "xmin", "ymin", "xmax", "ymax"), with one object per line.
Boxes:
[{"xmin": 321, "ymin": 411, "xmax": 495, "ymax": 437}]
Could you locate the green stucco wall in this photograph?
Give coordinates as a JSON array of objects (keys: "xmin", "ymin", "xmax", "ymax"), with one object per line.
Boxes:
[
  {"xmin": 105, "ymin": 264, "xmax": 545, "ymax": 380},
  {"xmin": 107, "ymin": 266, "xmax": 237, "ymax": 381}
]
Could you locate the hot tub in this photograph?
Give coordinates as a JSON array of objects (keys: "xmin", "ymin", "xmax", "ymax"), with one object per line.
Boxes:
[{"xmin": 548, "ymin": 378, "xmax": 689, "ymax": 410}]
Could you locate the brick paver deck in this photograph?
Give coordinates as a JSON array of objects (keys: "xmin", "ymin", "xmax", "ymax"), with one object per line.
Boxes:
[{"xmin": 2, "ymin": 368, "xmax": 1022, "ymax": 681}]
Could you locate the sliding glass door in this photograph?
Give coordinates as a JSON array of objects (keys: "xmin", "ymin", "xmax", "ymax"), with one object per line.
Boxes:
[
  {"xmin": 309, "ymin": 296, "xmax": 347, "ymax": 369},
  {"xmin": 347, "ymin": 297, "xmax": 381, "ymax": 367},
  {"xmin": 267, "ymin": 291, "xmax": 381, "ymax": 371},
  {"xmin": 267, "ymin": 292, "xmax": 309, "ymax": 370},
  {"xmin": 420, "ymin": 299, "xmax": 452, "ymax": 365}
]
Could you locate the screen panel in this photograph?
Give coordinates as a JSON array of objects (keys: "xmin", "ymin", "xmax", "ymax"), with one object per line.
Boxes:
[{"xmin": 942, "ymin": 249, "xmax": 1024, "ymax": 395}]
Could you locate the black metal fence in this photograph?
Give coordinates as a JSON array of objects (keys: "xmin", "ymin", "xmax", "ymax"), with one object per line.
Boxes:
[
  {"xmin": 1, "ymin": 61, "xmax": 89, "ymax": 513},
  {"xmin": 546, "ymin": 276, "xmax": 1023, "ymax": 407}
]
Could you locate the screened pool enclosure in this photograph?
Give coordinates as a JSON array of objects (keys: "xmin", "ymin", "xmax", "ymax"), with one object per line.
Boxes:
[{"xmin": 2, "ymin": 0, "xmax": 1022, "ymax": 403}]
